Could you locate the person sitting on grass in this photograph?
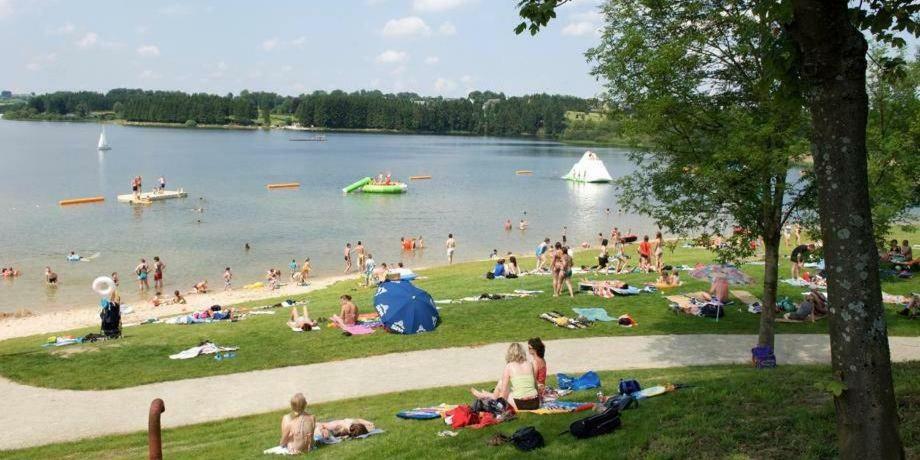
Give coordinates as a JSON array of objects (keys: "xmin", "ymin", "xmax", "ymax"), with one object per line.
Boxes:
[
  {"xmin": 901, "ymin": 240, "xmax": 914, "ymax": 261},
  {"xmin": 279, "ymin": 393, "xmax": 315, "ymax": 455},
  {"xmin": 527, "ymin": 338, "xmax": 547, "ymax": 398},
  {"xmin": 505, "ymin": 256, "xmax": 520, "ymax": 276},
  {"xmin": 701, "ymin": 273, "xmax": 729, "ymax": 303},
  {"xmin": 655, "ymin": 270, "xmax": 681, "ymax": 287},
  {"xmin": 315, "ymin": 418, "xmax": 375, "ymax": 441},
  {"xmin": 492, "ymin": 258, "xmax": 506, "ymax": 278},
  {"xmin": 193, "ymin": 280, "xmax": 209, "ymax": 294},
  {"xmin": 897, "ymin": 294, "xmax": 920, "ymax": 318},
  {"xmin": 784, "ymin": 289, "xmax": 828, "ymax": 321},
  {"xmin": 471, "ymin": 343, "xmax": 540, "ymax": 411},
  {"xmin": 331, "ymin": 295, "xmax": 358, "ymax": 328},
  {"xmin": 288, "ymin": 306, "xmax": 318, "ymax": 331}
]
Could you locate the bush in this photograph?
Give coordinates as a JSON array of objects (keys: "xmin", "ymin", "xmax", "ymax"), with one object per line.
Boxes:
[{"xmin": 184, "ymin": 119, "xmax": 198, "ymax": 128}]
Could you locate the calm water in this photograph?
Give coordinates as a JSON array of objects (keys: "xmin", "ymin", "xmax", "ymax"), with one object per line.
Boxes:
[{"xmin": 0, "ymin": 120, "xmax": 655, "ymax": 312}]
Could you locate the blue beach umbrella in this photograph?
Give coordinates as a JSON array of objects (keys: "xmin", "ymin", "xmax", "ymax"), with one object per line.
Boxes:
[{"xmin": 373, "ymin": 280, "xmax": 439, "ymax": 334}]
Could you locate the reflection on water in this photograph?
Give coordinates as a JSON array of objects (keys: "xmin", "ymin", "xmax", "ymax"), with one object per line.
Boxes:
[{"xmin": 0, "ymin": 121, "xmax": 657, "ymax": 312}]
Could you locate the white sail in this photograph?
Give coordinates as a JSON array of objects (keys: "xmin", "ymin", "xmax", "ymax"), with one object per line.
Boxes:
[{"xmin": 97, "ymin": 128, "xmax": 111, "ymax": 150}]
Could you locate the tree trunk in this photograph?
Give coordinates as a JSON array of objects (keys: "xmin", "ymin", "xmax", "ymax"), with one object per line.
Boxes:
[
  {"xmin": 789, "ymin": 1, "xmax": 903, "ymax": 458},
  {"xmin": 758, "ymin": 231, "xmax": 780, "ymax": 348}
]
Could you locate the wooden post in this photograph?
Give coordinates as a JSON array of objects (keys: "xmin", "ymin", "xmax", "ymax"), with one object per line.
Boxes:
[{"xmin": 148, "ymin": 398, "xmax": 165, "ymax": 460}]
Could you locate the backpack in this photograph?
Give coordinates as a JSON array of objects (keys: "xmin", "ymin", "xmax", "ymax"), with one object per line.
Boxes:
[
  {"xmin": 752, "ymin": 345, "xmax": 777, "ymax": 369},
  {"xmin": 569, "ymin": 407, "xmax": 622, "ymax": 439},
  {"xmin": 699, "ymin": 304, "xmax": 725, "ymax": 318},
  {"xmin": 604, "ymin": 393, "xmax": 638, "ymax": 413},
  {"xmin": 619, "ymin": 378, "xmax": 641, "ymax": 395},
  {"xmin": 485, "ymin": 272, "xmax": 495, "ymax": 279},
  {"xmin": 510, "ymin": 426, "xmax": 544, "ymax": 451}
]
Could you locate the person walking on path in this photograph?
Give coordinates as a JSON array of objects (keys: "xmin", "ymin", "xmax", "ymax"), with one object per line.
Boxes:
[{"xmin": 446, "ymin": 234, "xmax": 456, "ymax": 264}]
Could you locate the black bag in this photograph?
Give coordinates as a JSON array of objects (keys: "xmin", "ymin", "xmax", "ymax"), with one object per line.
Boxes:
[
  {"xmin": 471, "ymin": 397, "xmax": 510, "ymax": 415},
  {"xmin": 700, "ymin": 304, "xmax": 725, "ymax": 318},
  {"xmin": 569, "ymin": 407, "xmax": 622, "ymax": 439},
  {"xmin": 604, "ymin": 394, "xmax": 638, "ymax": 413},
  {"xmin": 486, "ymin": 272, "xmax": 495, "ymax": 279},
  {"xmin": 100, "ymin": 301, "xmax": 122, "ymax": 338},
  {"xmin": 510, "ymin": 426, "xmax": 544, "ymax": 451}
]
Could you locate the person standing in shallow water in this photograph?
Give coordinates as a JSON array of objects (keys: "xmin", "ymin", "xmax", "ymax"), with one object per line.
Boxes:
[
  {"xmin": 152, "ymin": 256, "xmax": 165, "ymax": 291},
  {"xmin": 135, "ymin": 258, "xmax": 149, "ymax": 291},
  {"xmin": 446, "ymin": 233, "xmax": 456, "ymax": 264},
  {"xmin": 343, "ymin": 243, "xmax": 353, "ymax": 273},
  {"xmin": 355, "ymin": 241, "xmax": 366, "ymax": 270}
]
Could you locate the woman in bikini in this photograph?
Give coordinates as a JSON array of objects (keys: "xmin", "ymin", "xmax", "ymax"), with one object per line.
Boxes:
[
  {"xmin": 551, "ymin": 242, "xmax": 565, "ymax": 297},
  {"xmin": 654, "ymin": 232, "xmax": 665, "ymax": 273},
  {"xmin": 278, "ymin": 393, "xmax": 315, "ymax": 454},
  {"xmin": 288, "ymin": 306, "xmax": 317, "ymax": 331},
  {"xmin": 315, "ymin": 418, "xmax": 375, "ymax": 441},
  {"xmin": 528, "ymin": 338, "xmax": 547, "ymax": 399}
]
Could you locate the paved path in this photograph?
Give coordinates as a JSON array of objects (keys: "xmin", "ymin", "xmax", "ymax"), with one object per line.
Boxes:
[{"xmin": 3, "ymin": 334, "xmax": 920, "ymax": 450}]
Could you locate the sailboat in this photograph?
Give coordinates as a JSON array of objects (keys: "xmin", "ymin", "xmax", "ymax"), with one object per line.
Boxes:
[{"xmin": 97, "ymin": 128, "xmax": 111, "ymax": 151}]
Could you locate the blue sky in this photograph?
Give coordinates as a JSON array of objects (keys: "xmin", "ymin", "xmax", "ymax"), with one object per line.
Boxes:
[{"xmin": 0, "ymin": 0, "xmax": 607, "ymax": 97}]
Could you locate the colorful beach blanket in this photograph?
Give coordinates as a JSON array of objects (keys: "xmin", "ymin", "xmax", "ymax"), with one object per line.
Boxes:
[
  {"xmin": 518, "ymin": 401, "xmax": 594, "ymax": 415},
  {"xmin": 396, "ymin": 404, "xmax": 457, "ymax": 420},
  {"xmin": 572, "ymin": 308, "xmax": 615, "ymax": 322}
]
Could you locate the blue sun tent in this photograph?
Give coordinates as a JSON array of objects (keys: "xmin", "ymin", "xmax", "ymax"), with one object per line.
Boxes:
[{"xmin": 373, "ymin": 280, "xmax": 439, "ymax": 334}]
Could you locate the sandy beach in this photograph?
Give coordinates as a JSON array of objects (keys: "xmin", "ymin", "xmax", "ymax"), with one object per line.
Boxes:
[{"xmin": 0, "ymin": 273, "xmax": 357, "ymax": 342}]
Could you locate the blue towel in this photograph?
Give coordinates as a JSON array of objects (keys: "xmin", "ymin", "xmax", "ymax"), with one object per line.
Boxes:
[{"xmin": 572, "ymin": 308, "xmax": 615, "ymax": 322}]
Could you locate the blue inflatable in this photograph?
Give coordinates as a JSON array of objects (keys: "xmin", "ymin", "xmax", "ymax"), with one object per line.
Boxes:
[{"xmin": 373, "ymin": 280, "xmax": 439, "ymax": 334}]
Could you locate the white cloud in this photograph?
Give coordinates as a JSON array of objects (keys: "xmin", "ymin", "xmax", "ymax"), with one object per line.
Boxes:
[
  {"xmin": 262, "ymin": 37, "xmax": 280, "ymax": 51},
  {"xmin": 382, "ymin": 16, "xmax": 430, "ymax": 37},
  {"xmin": 139, "ymin": 69, "xmax": 161, "ymax": 80},
  {"xmin": 561, "ymin": 21, "xmax": 598, "ymax": 36},
  {"xmin": 136, "ymin": 45, "xmax": 160, "ymax": 57},
  {"xmin": 281, "ymin": 65, "xmax": 293, "ymax": 72},
  {"xmin": 158, "ymin": 4, "xmax": 194, "ymax": 16},
  {"xmin": 291, "ymin": 36, "xmax": 307, "ymax": 46},
  {"xmin": 76, "ymin": 32, "xmax": 98, "ymax": 48},
  {"xmin": 413, "ymin": 0, "xmax": 472, "ymax": 12},
  {"xmin": 438, "ymin": 21, "xmax": 456, "ymax": 36},
  {"xmin": 425, "ymin": 56, "xmax": 440, "ymax": 65},
  {"xmin": 26, "ymin": 53, "xmax": 57, "ymax": 71},
  {"xmin": 0, "ymin": 0, "xmax": 13, "ymax": 19},
  {"xmin": 434, "ymin": 77, "xmax": 456, "ymax": 93},
  {"xmin": 48, "ymin": 22, "xmax": 75, "ymax": 35},
  {"xmin": 375, "ymin": 49, "xmax": 409, "ymax": 64}
]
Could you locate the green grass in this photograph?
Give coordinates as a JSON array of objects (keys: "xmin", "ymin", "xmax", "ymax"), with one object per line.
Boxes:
[
  {"xmin": 0, "ymin": 241, "xmax": 917, "ymax": 391},
  {"xmin": 7, "ymin": 362, "xmax": 920, "ymax": 459}
]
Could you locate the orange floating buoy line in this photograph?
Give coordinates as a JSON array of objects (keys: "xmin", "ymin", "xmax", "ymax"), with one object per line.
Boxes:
[
  {"xmin": 266, "ymin": 182, "xmax": 300, "ymax": 190},
  {"xmin": 515, "ymin": 170, "xmax": 533, "ymax": 175},
  {"xmin": 59, "ymin": 196, "xmax": 105, "ymax": 206},
  {"xmin": 410, "ymin": 175, "xmax": 432, "ymax": 180}
]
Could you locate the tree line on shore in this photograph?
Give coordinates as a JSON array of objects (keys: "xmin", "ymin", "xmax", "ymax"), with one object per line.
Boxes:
[{"xmin": 3, "ymin": 88, "xmax": 594, "ymax": 138}]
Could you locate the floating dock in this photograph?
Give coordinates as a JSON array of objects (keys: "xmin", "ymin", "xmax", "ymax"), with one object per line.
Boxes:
[
  {"xmin": 267, "ymin": 182, "xmax": 300, "ymax": 190},
  {"xmin": 515, "ymin": 170, "xmax": 533, "ymax": 175},
  {"xmin": 59, "ymin": 196, "xmax": 105, "ymax": 206},
  {"xmin": 117, "ymin": 189, "xmax": 187, "ymax": 204}
]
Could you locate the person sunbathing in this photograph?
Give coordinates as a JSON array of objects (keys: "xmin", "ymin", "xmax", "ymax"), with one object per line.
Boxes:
[
  {"xmin": 172, "ymin": 290, "xmax": 186, "ymax": 304},
  {"xmin": 288, "ymin": 306, "xmax": 318, "ymax": 331},
  {"xmin": 784, "ymin": 289, "xmax": 827, "ymax": 321},
  {"xmin": 471, "ymin": 343, "xmax": 540, "ymax": 411},
  {"xmin": 315, "ymin": 418, "xmax": 375, "ymax": 440},
  {"xmin": 193, "ymin": 280, "xmax": 209, "ymax": 294},
  {"xmin": 279, "ymin": 393, "xmax": 315, "ymax": 455},
  {"xmin": 701, "ymin": 274, "xmax": 729, "ymax": 303},
  {"xmin": 330, "ymin": 295, "xmax": 358, "ymax": 328}
]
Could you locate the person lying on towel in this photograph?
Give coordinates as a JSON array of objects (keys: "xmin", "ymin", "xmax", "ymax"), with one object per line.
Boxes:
[
  {"xmin": 470, "ymin": 343, "xmax": 540, "ymax": 411},
  {"xmin": 784, "ymin": 289, "xmax": 828, "ymax": 321},
  {"xmin": 288, "ymin": 306, "xmax": 318, "ymax": 331},
  {"xmin": 315, "ymin": 418, "xmax": 375, "ymax": 441}
]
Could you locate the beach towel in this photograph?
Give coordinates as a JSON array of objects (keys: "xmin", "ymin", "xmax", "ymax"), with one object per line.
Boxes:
[
  {"xmin": 518, "ymin": 401, "xmax": 594, "ymax": 415},
  {"xmin": 290, "ymin": 325, "xmax": 321, "ymax": 332},
  {"xmin": 731, "ymin": 290, "xmax": 763, "ymax": 314},
  {"xmin": 263, "ymin": 446, "xmax": 294, "ymax": 455},
  {"xmin": 169, "ymin": 342, "xmax": 238, "ymax": 360},
  {"xmin": 540, "ymin": 311, "xmax": 590, "ymax": 329},
  {"xmin": 782, "ymin": 278, "xmax": 812, "ymax": 287},
  {"xmin": 572, "ymin": 308, "xmax": 615, "ymax": 322},
  {"xmin": 557, "ymin": 371, "xmax": 601, "ymax": 391},
  {"xmin": 613, "ymin": 286, "xmax": 641, "ymax": 296}
]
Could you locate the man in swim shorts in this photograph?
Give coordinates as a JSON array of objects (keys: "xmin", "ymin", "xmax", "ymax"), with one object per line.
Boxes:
[
  {"xmin": 446, "ymin": 233, "xmax": 456, "ymax": 264},
  {"xmin": 343, "ymin": 243, "xmax": 353, "ymax": 273},
  {"xmin": 153, "ymin": 256, "xmax": 165, "ymax": 290},
  {"xmin": 355, "ymin": 241, "xmax": 366, "ymax": 268},
  {"xmin": 223, "ymin": 267, "xmax": 232, "ymax": 290}
]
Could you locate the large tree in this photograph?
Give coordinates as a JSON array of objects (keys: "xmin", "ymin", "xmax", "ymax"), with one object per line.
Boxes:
[
  {"xmin": 516, "ymin": 0, "xmax": 918, "ymax": 457},
  {"xmin": 584, "ymin": 0, "xmax": 811, "ymax": 349}
]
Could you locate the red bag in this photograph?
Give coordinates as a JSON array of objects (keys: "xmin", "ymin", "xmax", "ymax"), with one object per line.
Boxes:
[{"xmin": 447, "ymin": 405, "xmax": 478, "ymax": 429}]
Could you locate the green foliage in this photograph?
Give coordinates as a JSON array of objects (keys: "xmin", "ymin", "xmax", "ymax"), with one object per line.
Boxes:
[
  {"xmin": 184, "ymin": 119, "xmax": 197, "ymax": 128},
  {"xmin": 815, "ymin": 379, "xmax": 848, "ymax": 398}
]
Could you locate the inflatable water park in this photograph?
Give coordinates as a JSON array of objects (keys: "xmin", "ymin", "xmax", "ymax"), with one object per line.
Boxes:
[
  {"xmin": 562, "ymin": 151, "xmax": 613, "ymax": 183},
  {"xmin": 343, "ymin": 176, "xmax": 408, "ymax": 194}
]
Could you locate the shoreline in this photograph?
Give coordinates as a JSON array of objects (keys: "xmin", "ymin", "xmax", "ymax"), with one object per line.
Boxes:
[{"xmin": 0, "ymin": 272, "xmax": 358, "ymax": 342}]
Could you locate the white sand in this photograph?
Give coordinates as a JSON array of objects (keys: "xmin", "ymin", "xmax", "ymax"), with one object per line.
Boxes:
[{"xmin": 0, "ymin": 273, "xmax": 357, "ymax": 341}]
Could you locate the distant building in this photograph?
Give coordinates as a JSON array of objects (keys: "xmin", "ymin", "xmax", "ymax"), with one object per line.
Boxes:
[{"xmin": 0, "ymin": 91, "xmax": 11, "ymax": 99}]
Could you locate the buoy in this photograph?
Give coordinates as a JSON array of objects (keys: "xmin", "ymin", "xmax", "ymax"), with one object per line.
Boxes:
[
  {"xmin": 410, "ymin": 175, "xmax": 432, "ymax": 180},
  {"xmin": 515, "ymin": 170, "xmax": 533, "ymax": 175},
  {"xmin": 59, "ymin": 196, "xmax": 105, "ymax": 206},
  {"xmin": 267, "ymin": 183, "xmax": 300, "ymax": 190}
]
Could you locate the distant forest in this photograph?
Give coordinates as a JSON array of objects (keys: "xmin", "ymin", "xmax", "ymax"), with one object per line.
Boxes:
[{"xmin": 3, "ymin": 89, "xmax": 600, "ymax": 138}]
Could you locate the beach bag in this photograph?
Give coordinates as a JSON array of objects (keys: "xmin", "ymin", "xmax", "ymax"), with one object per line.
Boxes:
[
  {"xmin": 752, "ymin": 345, "xmax": 777, "ymax": 369},
  {"xmin": 471, "ymin": 397, "xmax": 510, "ymax": 416},
  {"xmin": 569, "ymin": 407, "xmax": 621, "ymax": 439},
  {"xmin": 485, "ymin": 272, "xmax": 495, "ymax": 279},
  {"xmin": 510, "ymin": 426, "xmax": 544, "ymax": 451},
  {"xmin": 604, "ymin": 394, "xmax": 638, "ymax": 413},
  {"xmin": 557, "ymin": 371, "xmax": 601, "ymax": 391},
  {"xmin": 100, "ymin": 301, "xmax": 121, "ymax": 338},
  {"xmin": 700, "ymin": 304, "xmax": 724, "ymax": 318},
  {"xmin": 619, "ymin": 378, "xmax": 641, "ymax": 395}
]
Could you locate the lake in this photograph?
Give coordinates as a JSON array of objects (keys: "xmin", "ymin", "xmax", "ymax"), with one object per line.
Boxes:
[{"xmin": 0, "ymin": 120, "xmax": 655, "ymax": 313}]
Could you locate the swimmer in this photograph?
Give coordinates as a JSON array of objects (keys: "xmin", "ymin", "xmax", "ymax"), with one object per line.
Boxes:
[
  {"xmin": 519, "ymin": 219, "xmax": 528, "ymax": 230},
  {"xmin": 45, "ymin": 266, "xmax": 58, "ymax": 285},
  {"xmin": 504, "ymin": 219, "xmax": 512, "ymax": 231}
]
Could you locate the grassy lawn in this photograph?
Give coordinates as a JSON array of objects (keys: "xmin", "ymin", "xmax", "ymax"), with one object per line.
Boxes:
[
  {"xmin": 0, "ymin": 239, "xmax": 916, "ymax": 391},
  {"xmin": 6, "ymin": 362, "xmax": 920, "ymax": 459}
]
